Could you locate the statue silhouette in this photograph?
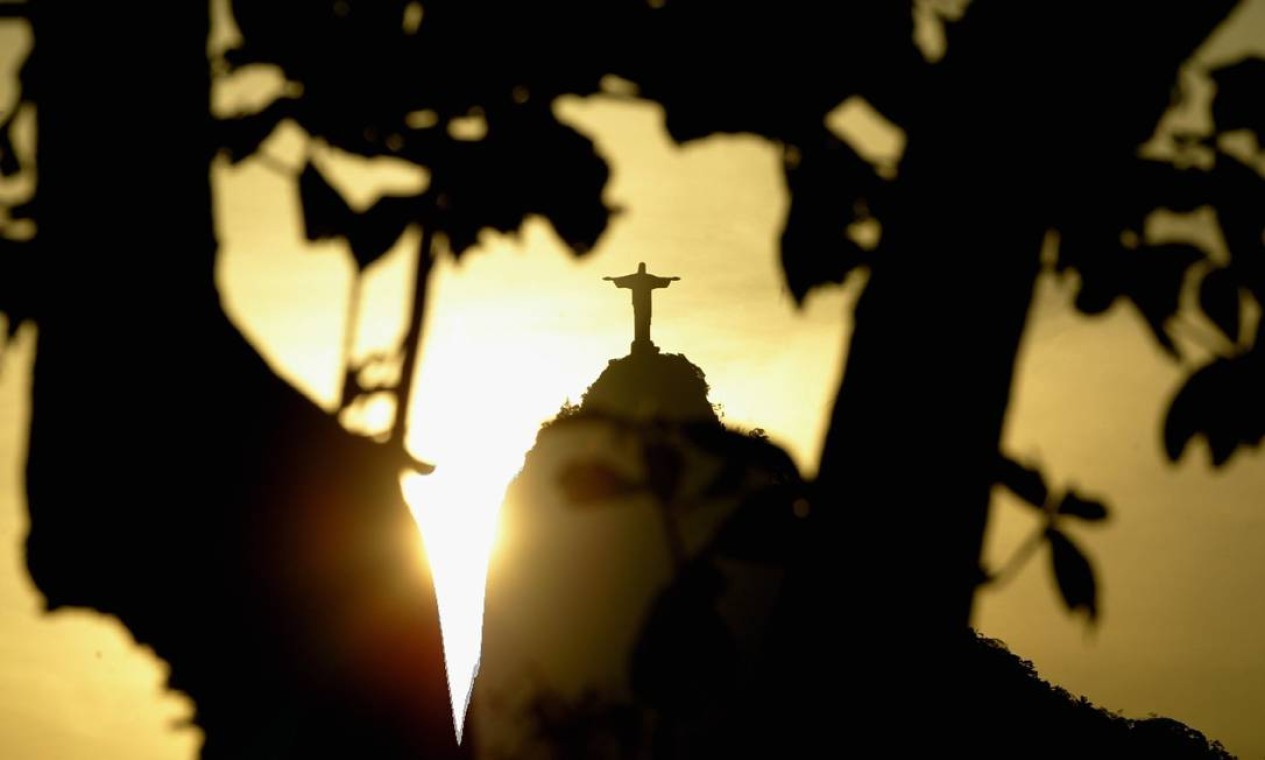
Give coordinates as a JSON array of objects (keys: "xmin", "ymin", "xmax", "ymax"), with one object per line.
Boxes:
[{"xmin": 604, "ymin": 262, "xmax": 680, "ymax": 354}]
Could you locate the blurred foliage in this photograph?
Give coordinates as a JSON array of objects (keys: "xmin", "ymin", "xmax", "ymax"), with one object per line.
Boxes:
[
  {"xmin": 0, "ymin": 50, "xmax": 34, "ymax": 362},
  {"xmin": 203, "ymin": 1, "xmax": 1265, "ymax": 476},
  {"xmin": 548, "ymin": 409, "xmax": 1233, "ymax": 756},
  {"xmin": 993, "ymin": 454, "xmax": 1108, "ymax": 622}
]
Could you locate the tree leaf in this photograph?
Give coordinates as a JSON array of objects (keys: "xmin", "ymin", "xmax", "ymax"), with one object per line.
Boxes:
[
  {"xmin": 298, "ymin": 160, "xmax": 356, "ymax": 243},
  {"xmin": 0, "ymin": 237, "xmax": 35, "ymax": 343},
  {"xmin": 429, "ymin": 111, "xmax": 611, "ymax": 258},
  {"xmin": 339, "ymin": 367, "xmax": 365, "ymax": 411},
  {"xmin": 995, "ymin": 455, "xmax": 1049, "ymax": 508},
  {"xmin": 1198, "ymin": 267, "xmax": 1242, "ymax": 344},
  {"xmin": 1208, "ymin": 426, "xmax": 1240, "ymax": 467},
  {"xmin": 526, "ymin": 117, "xmax": 611, "ymax": 255},
  {"xmin": 1057, "ymin": 222, "xmax": 1127, "ymax": 315},
  {"xmin": 558, "ymin": 460, "xmax": 638, "ymax": 506},
  {"xmin": 1132, "ymin": 158, "xmax": 1214, "ymax": 216},
  {"xmin": 1163, "ymin": 352, "xmax": 1265, "ymax": 466},
  {"xmin": 1163, "ymin": 358, "xmax": 1224, "ymax": 462},
  {"xmin": 1046, "ymin": 527, "xmax": 1098, "ymax": 622},
  {"xmin": 1209, "ymin": 57, "xmax": 1265, "ymax": 138},
  {"xmin": 1124, "ymin": 243, "xmax": 1206, "ymax": 356},
  {"xmin": 779, "ymin": 134, "xmax": 876, "ymax": 304},
  {"xmin": 215, "ymin": 97, "xmax": 297, "ymax": 164},
  {"xmin": 7, "ymin": 196, "xmax": 35, "ymax": 221},
  {"xmin": 347, "ymin": 193, "xmax": 419, "ymax": 271},
  {"xmin": 620, "ymin": 2, "xmax": 919, "ymax": 144},
  {"xmin": 1210, "ymin": 153, "xmax": 1265, "ymax": 299},
  {"xmin": 1057, "ymin": 491, "xmax": 1109, "ymax": 522},
  {"xmin": 0, "ymin": 116, "xmax": 18, "ymax": 178}
]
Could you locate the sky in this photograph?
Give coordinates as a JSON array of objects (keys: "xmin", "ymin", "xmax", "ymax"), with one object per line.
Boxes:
[{"xmin": 2, "ymin": 1, "xmax": 1265, "ymax": 757}]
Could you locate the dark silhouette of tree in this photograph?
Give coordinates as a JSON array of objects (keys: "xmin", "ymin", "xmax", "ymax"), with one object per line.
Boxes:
[{"xmin": 1, "ymin": 0, "xmax": 1262, "ymax": 756}]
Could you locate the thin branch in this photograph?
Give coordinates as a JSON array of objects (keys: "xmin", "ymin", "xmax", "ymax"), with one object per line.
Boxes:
[
  {"xmin": 983, "ymin": 522, "xmax": 1048, "ymax": 589},
  {"xmin": 337, "ymin": 275, "xmax": 364, "ymax": 411},
  {"xmin": 389, "ymin": 222, "xmax": 436, "ymax": 468}
]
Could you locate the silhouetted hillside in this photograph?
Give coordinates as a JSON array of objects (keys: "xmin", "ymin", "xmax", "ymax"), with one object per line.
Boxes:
[
  {"xmin": 573, "ymin": 350, "xmax": 719, "ymax": 424},
  {"xmin": 476, "ymin": 347, "xmax": 1233, "ymax": 759},
  {"xmin": 955, "ymin": 630, "xmax": 1232, "ymax": 759}
]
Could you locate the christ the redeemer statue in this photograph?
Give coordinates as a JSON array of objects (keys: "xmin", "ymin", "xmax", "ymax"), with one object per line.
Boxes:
[{"xmin": 604, "ymin": 262, "xmax": 680, "ymax": 354}]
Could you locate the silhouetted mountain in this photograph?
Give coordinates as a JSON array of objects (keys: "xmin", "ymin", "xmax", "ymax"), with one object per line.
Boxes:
[
  {"xmin": 475, "ymin": 346, "xmax": 1232, "ymax": 759},
  {"xmin": 573, "ymin": 350, "xmax": 719, "ymax": 425}
]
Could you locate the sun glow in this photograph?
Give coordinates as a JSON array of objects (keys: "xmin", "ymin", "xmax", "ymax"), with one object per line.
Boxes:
[
  {"xmin": 209, "ymin": 67, "xmax": 845, "ymax": 744},
  {"xmin": 211, "ymin": 104, "xmax": 629, "ymax": 738},
  {"xmin": 398, "ymin": 246, "xmax": 614, "ymax": 738}
]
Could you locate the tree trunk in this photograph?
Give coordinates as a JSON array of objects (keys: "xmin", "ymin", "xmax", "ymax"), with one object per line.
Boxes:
[
  {"xmin": 782, "ymin": 2, "xmax": 1236, "ymax": 752},
  {"xmin": 24, "ymin": 3, "xmax": 463, "ymax": 756},
  {"xmin": 794, "ymin": 146, "xmax": 1044, "ymax": 753}
]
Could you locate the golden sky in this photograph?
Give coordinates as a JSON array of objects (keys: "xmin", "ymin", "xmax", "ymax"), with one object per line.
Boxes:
[{"xmin": 2, "ymin": 2, "xmax": 1265, "ymax": 757}]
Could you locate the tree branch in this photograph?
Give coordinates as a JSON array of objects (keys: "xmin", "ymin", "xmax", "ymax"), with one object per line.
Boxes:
[{"xmin": 389, "ymin": 222, "xmax": 436, "ymax": 471}]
